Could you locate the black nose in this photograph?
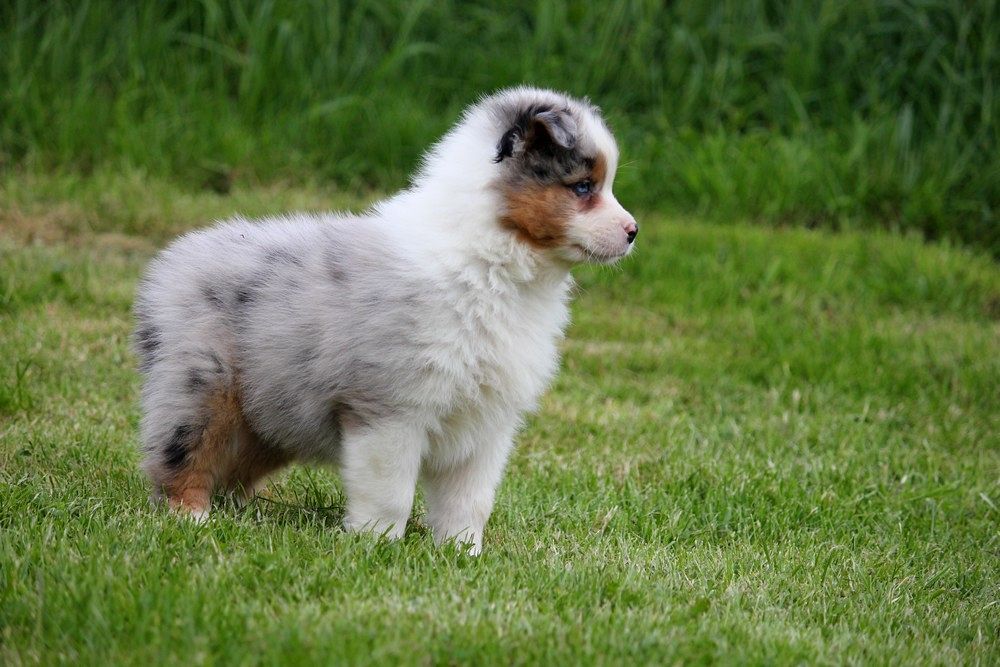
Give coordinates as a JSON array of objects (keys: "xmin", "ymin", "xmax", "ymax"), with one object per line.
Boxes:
[{"xmin": 627, "ymin": 226, "xmax": 638, "ymax": 244}]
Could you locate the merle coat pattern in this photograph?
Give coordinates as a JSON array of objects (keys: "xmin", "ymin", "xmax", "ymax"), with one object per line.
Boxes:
[{"xmin": 134, "ymin": 87, "xmax": 638, "ymax": 554}]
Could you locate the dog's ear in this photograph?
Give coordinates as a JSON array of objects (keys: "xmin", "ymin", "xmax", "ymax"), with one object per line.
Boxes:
[
  {"xmin": 495, "ymin": 107, "xmax": 577, "ymax": 162},
  {"xmin": 527, "ymin": 109, "xmax": 577, "ymax": 152}
]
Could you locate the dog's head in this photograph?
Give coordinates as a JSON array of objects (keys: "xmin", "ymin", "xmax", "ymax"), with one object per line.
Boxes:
[{"xmin": 486, "ymin": 88, "xmax": 637, "ymax": 264}]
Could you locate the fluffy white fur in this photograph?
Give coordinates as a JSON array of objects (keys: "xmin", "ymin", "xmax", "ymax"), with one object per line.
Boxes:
[{"xmin": 134, "ymin": 87, "xmax": 637, "ymax": 554}]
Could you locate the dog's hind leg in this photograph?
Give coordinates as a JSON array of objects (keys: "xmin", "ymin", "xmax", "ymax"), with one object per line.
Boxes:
[
  {"xmin": 220, "ymin": 421, "xmax": 292, "ymax": 506},
  {"xmin": 141, "ymin": 377, "xmax": 242, "ymax": 521}
]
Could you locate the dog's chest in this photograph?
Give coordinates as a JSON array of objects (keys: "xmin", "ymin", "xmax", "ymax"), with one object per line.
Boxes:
[{"xmin": 421, "ymin": 281, "xmax": 568, "ymax": 420}]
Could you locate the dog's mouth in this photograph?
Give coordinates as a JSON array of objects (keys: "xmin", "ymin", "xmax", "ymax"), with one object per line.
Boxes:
[{"xmin": 574, "ymin": 243, "xmax": 628, "ymax": 263}]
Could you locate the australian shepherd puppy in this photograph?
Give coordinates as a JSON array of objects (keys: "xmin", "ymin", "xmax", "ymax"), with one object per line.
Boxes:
[{"xmin": 133, "ymin": 87, "xmax": 637, "ymax": 554}]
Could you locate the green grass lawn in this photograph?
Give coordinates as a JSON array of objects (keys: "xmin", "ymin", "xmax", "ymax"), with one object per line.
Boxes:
[{"xmin": 2, "ymin": 174, "xmax": 999, "ymax": 664}]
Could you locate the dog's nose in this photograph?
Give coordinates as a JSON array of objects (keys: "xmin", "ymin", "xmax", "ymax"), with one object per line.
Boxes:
[{"xmin": 625, "ymin": 221, "xmax": 638, "ymax": 244}]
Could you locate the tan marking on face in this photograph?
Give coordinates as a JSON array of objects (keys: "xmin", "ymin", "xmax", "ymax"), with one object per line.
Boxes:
[
  {"xmin": 590, "ymin": 153, "xmax": 608, "ymax": 186},
  {"xmin": 498, "ymin": 151, "xmax": 614, "ymax": 250},
  {"xmin": 499, "ymin": 181, "xmax": 574, "ymax": 249},
  {"xmin": 580, "ymin": 154, "xmax": 608, "ymax": 212}
]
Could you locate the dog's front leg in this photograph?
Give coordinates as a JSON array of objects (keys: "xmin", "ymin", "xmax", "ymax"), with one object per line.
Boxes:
[
  {"xmin": 341, "ymin": 418, "xmax": 426, "ymax": 540},
  {"xmin": 421, "ymin": 425, "xmax": 516, "ymax": 555}
]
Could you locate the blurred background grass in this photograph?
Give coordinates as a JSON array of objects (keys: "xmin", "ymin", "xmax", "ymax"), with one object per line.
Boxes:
[{"xmin": 1, "ymin": 0, "xmax": 997, "ymax": 254}]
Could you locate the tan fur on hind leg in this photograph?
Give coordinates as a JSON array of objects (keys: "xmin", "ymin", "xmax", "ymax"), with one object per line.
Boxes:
[
  {"xmin": 162, "ymin": 386, "xmax": 244, "ymax": 521},
  {"xmin": 221, "ymin": 421, "xmax": 291, "ymax": 506}
]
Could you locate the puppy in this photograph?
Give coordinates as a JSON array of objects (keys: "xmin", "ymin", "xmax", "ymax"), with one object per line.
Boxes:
[{"xmin": 133, "ymin": 87, "xmax": 637, "ymax": 554}]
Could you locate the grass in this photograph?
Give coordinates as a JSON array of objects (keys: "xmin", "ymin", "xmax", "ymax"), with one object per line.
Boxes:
[
  {"xmin": 2, "ymin": 173, "xmax": 999, "ymax": 664},
  {"xmin": 2, "ymin": 0, "xmax": 998, "ymax": 254}
]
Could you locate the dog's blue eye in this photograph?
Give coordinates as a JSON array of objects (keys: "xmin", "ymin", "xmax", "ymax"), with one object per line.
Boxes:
[{"xmin": 571, "ymin": 181, "xmax": 593, "ymax": 197}]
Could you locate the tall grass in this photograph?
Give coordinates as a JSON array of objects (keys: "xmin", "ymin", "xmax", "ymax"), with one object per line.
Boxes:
[{"xmin": 1, "ymin": 0, "xmax": 997, "ymax": 253}]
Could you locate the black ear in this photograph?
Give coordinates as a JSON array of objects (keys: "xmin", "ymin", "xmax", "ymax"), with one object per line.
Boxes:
[
  {"xmin": 494, "ymin": 106, "xmax": 577, "ymax": 162},
  {"xmin": 527, "ymin": 109, "xmax": 577, "ymax": 152},
  {"xmin": 495, "ymin": 126, "xmax": 521, "ymax": 162}
]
